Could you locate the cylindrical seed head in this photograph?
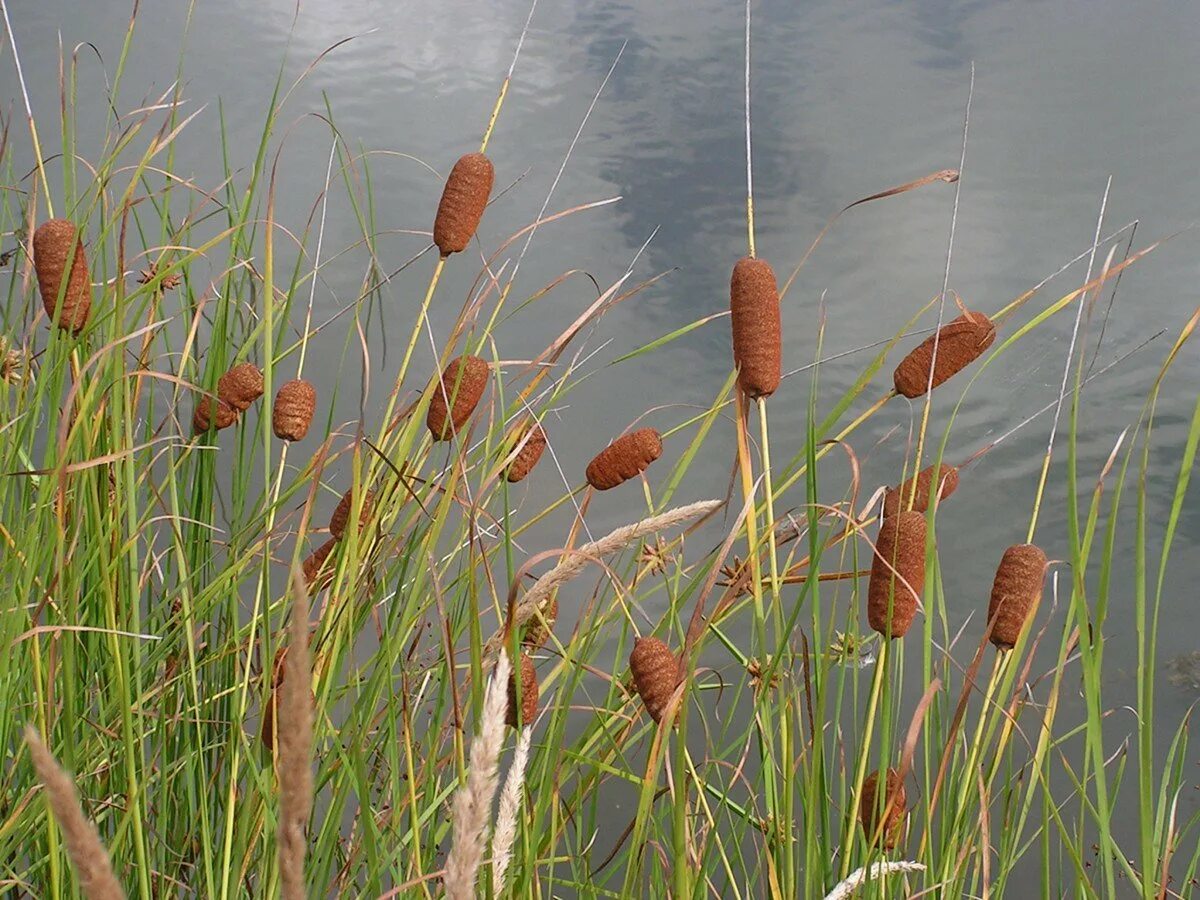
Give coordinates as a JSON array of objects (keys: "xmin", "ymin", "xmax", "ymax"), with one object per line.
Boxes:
[
  {"xmin": 329, "ymin": 487, "xmax": 376, "ymax": 542},
  {"xmin": 630, "ymin": 636, "xmax": 679, "ymax": 723},
  {"xmin": 730, "ymin": 256, "xmax": 782, "ymax": 399},
  {"xmin": 217, "ymin": 363, "xmax": 264, "ymax": 412},
  {"xmin": 273, "ymin": 379, "xmax": 316, "ymax": 441},
  {"xmin": 506, "ymin": 423, "xmax": 547, "ymax": 483},
  {"xmin": 506, "ymin": 652, "xmax": 539, "ymax": 728},
  {"xmin": 861, "ymin": 768, "xmax": 907, "ymax": 850},
  {"xmin": 522, "ymin": 596, "xmax": 557, "ymax": 649},
  {"xmin": 867, "ymin": 510, "xmax": 926, "ymax": 638},
  {"xmin": 987, "ymin": 543, "xmax": 1047, "ymax": 649},
  {"xmin": 33, "ymin": 219, "xmax": 91, "ymax": 334},
  {"xmin": 433, "ymin": 152, "xmax": 495, "ymax": 257},
  {"xmin": 883, "ymin": 464, "xmax": 959, "ymax": 518},
  {"xmin": 893, "ymin": 310, "xmax": 995, "ymax": 398},
  {"xmin": 586, "ymin": 427, "xmax": 663, "ymax": 491},
  {"xmin": 193, "ymin": 395, "xmax": 238, "ymax": 434},
  {"xmin": 426, "ymin": 355, "xmax": 489, "ymax": 441},
  {"xmin": 302, "ymin": 538, "xmax": 337, "ymax": 589}
]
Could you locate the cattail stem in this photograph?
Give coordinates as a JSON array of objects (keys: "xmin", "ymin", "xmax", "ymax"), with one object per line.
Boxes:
[
  {"xmin": 841, "ymin": 639, "xmax": 890, "ymax": 879},
  {"xmin": 757, "ymin": 398, "xmax": 782, "ymax": 629}
]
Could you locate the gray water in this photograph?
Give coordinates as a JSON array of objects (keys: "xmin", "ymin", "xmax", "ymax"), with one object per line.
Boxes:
[{"xmin": 6, "ymin": 0, "xmax": 1200, "ymax": 892}]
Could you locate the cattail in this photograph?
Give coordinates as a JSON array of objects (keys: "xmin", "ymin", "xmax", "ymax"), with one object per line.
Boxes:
[
  {"xmin": 260, "ymin": 645, "xmax": 290, "ymax": 752},
  {"xmin": 630, "ymin": 636, "xmax": 679, "ymax": 723},
  {"xmin": 729, "ymin": 256, "xmax": 782, "ymax": 399},
  {"xmin": 330, "ymin": 487, "xmax": 375, "ymax": 541},
  {"xmin": 434, "ymin": 152, "xmax": 495, "ymax": 257},
  {"xmin": 218, "ymin": 363, "xmax": 264, "ymax": 412},
  {"xmin": 586, "ymin": 428, "xmax": 663, "ymax": 491},
  {"xmin": 506, "ymin": 423, "xmax": 547, "ymax": 483},
  {"xmin": 273, "ymin": 379, "xmax": 316, "ymax": 441},
  {"xmin": 860, "ymin": 768, "xmax": 907, "ymax": 850},
  {"xmin": 882, "ymin": 464, "xmax": 959, "ymax": 518},
  {"xmin": 987, "ymin": 543, "xmax": 1047, "ymax": 649},
  {"xmin": 193, "ymin": 395, "xmax": 237, "ymax": 434},
  {"xmin": 427, "ymin": 355, "xmax": 489, "ymax": 440},
  {"xmin": 521, "ymin": 596, "xmax": 557, "ymax": 648},
  {"xmin": 33, "ymin": 219, "xmax": 91, "ymax": 334},
  {"xmin": 301, "ymin": 539, "xmax": 337, "ymax": 589},
  {"xmin": 506, "ymin": 653, "xmax": 538, "ymax": 728},
  {"xmin": 867, "ymin": 510, "xmax": 926, "ymax": 639},
  {"xmin": 893, "ymin": 310, "xmax": 995, "ymax": 398}
]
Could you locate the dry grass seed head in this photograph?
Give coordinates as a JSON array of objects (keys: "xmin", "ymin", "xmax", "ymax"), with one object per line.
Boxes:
[
  {"xmin": 893, "ymin": 310, "xmax": 995, "ymax": 398},
  {"xmin": 33, "ymin": 219, "xmax": 91, "ymax": 334},
  {"xmin": 273, "ymin": 379, "xmax": 317, "ymax": 441},
  {"xmin": 866, "ymin": 510, "xmax": 926, "ymax": 639},
  {"xmin": 434, "ymin": 152, "xmax": 495, "ymax": 256},
  {"xmin": 987, "ymin": 543, "xmax": 1048, "ymax": 649},
  {"xmin": 585, "ymin": 427, "xmax": 663, "ymax": 491},
  {"xmin": 729, "ymin": 256, "xmax": 782, "ymax": 399}
]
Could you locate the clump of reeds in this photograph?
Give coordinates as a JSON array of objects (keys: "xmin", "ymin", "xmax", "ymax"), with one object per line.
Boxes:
[
  {"xmin": 301, "ymin": 539, "xmax": 337, "ymax": 589},
  {"xmin": 585, "ymin": 427, "xmax": 662, "ymax": 491},
  {"xmin": 434, "ymin": 152, "xmax": 495, "ymax": 257},
  {"xmin": 987, "ymin": 543, "xmax": 1047, "ymax": 648},
  {"xmin": 893, "ymin": 310, "xmax": 995, "ymax": 398},
  {"xmin": 729, "ymin": 256, "xmax": 782, "ymax": 399},
  {"xmin": 882, "ymin": 464, "xmax": 959, "ymax": 518},
  {"xmin": 217, "ymin": 363, "xmax": 264, "ymax": 411},
  {"xmin": 192, "ymin": 396, "xmax": 237, "ymax": 434},
  {"xmin": 427, "ymin": 355, "xmax": 489, "ymax": 441},
  {"xmin": 33, "ymin": 219, "xmax": 91, "ymax": 334},
  {"xmin": 273, "ymin": 379, "xmax": 317, "ymax": 441},
  {"xmin": 506, "ymin": 423, "xmax": 547, "ymax": 483},
  {"xmin": 867, "ymin": 510, "xmax": 926, "ymax": 638},
  {"xmin": 860, "ymin": 768, "xmax": 907, "ymax": 850},
  {"xmin": 506, "ymin": 653, "xmax": 539, "ymax": 728},
  {"xmin": 329, "ymin": 487, "xmax": 375, "ymax": 542},
  {"xmin": 630, "ymin": 636, "xmax": 679, "ymax": 723},
  {"xmin": 23, "ymin": 727, "xmax": 125, "ymax": 899}
]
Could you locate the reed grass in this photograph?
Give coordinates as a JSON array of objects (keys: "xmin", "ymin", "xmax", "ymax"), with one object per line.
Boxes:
[{"xmin": 0, "ymin": 3, "xmax": 1196, "ymax": 898}]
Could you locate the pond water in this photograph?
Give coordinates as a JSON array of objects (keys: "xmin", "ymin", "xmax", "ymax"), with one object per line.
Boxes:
[{"xmin": 7, "ymin": 0, "xmax": 1200, "ymax": 891}]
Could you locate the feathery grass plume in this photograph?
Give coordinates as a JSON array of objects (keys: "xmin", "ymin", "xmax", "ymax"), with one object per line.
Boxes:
[
  {"xmin": 277, "ymin": 568, "xmax": 314, "ymax": 900},
  {"xmin": 427, "ymin": 355, "xmax": 489, "ymax": 440},
  {"xmin": 444, "ymin": 650, "xmax": 512, "ymax": 900},
  {"xmin": 273, "ymin": 379, "xmax": 317, "ymax": 441},
  {"xmin": 882, "ymin": 464, "xmax": 959, "ymax": 518},
  {"xmin": 521, "ymin": 595, "xmax": 556, "ymax": 648},
  {"xmin": 585, "ymin": 427, "xmax": 663, "ymax": 490},
  {"xmin": 506, "ymin": 423, "xmax": 547, "ymax": 483},
  {"xmin": 491, "ymin": 499, "xmax": 721, "ymax": 653},
  {"xmin": 823, "ymin": 861, "xmax": 926, "ymax": 900},
  {"xmin": 893, "ymin": 310, "xmax": 995, "ymax": 398},
  {"xmin": 217, "ymin": 362, "xmax": 264, "ymax": 411},
  {"xmin": 630, "ymin": 636, "xmax": 679, "ymax": 723},
  {"xmin": 506, "ymin": 652, "xmax": 539, "ymax": 728},
  {"xmin": 23, "ymin": 727, "xmax": 124, "ymax": 900},
  {"xmin": 329, "ymin": 487, "xmax": 375, "ymax": 542},
  {"xmin": 860, "ymin": 767, "xmax": 907, "ymax": 850},
  {"xmin": 301, "ymin": 539, "xmax": 337, "ymax": 590},
  {"xmin": 33, "ymin": 219, "xmax": 91, "ymax": 334},
  {"xmin": 434, "ymin": 152, "xmax": 495, "ymax": 256},
  {"xmin": 987, "ymin": 543, "xmax": 1048, "ymax": 648},
  {"xmin": 729, "ymin": 256, "xmax": 782, "ymax": 399},
  {"xmin": 491, "ymin": 725, "xmax": 532, "ymax": 896},
  {"xmin": 867, "ymin": 510, "xmax": 926, "ymax": 638},
  {"xmin": 192, "ymin": 395, "xmax": 237, "ymax": 434}
]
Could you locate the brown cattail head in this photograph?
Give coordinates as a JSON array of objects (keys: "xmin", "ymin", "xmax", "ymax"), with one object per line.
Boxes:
[
  {"xmin": 260, "ymin": 646, "xmax": 290, "ymax": 751},
  {"xmin": 217, "ymin": 363, "xmax": 264, "ymax": 412},
  {"xmin": 330, "ymin": 487, "xmax": 376, "ymax": 542},
  {"xmin": 427, "ymin": 355, "xmax": 489, "ymax": 441},
  {"xmin": 301, "ymin": 539, "xmax": 337, "ymax": 589},
  {"xmin": 33, "ymin": 219, "xmax": 91, "ymax": 334},
  {"xmin": 630, "ymin": 636, "xmax": 679, "ymax": 723},
  {"xmin": 893, "ymin": 310, "xmax": 995, "ymax": 398},
  {"xmin": 586, "ymin": 428, "xmax": 663, "ymax": 491},
  {"xmin": 506, "ymin": 652, "xmax": 539, "ymax": 728},
  {"xmin": 987, "ymin": 543, "xmax": 1047, "ymax": 649},
  {"xmin": 861, "ymin": 768, "xmax": 907, "ymax": 850},
  {"xmin": 193, "ymin": 396, "xmax": 237, "ymax": 434},
  {"xmin": 522, "ymin": 596, "xmax": 557, "ymax": 649},
  {"xmin": 433, "ymin": 152, "xmax": 495, "ymax": 257},
  {"xmin": 273, "ymin": 379, "xmax": 316, "ymax": 441},
  {"xmin": 867, "ymin": 510, "xmax": 926, "ymax": 638},
  {"xmin": 730, "ymin": 256, "xmax": 782, "ymax": 399},
  {"xmin": 506, "ymin": 423, "xmax": 547, "ymax": 483},
  {"xmin": 882, "ymin": 464, "xmax": 959, "ymax": 518}
]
